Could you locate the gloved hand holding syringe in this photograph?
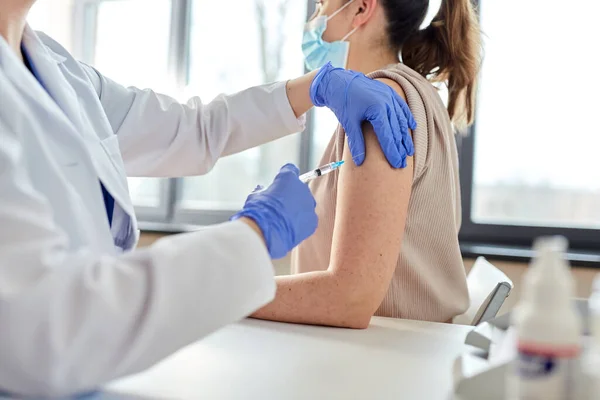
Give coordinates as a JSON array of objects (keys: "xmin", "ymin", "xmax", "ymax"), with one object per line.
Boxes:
[
  {"xmin": 254, "ymin": 160, "xmax": 345, "ymax": 192},
  {"xmin": 232, "ymin": 161, "xmax": 343, "ymax": 259}
]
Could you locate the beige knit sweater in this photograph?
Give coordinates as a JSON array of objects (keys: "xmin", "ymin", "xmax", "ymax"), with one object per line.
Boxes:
[{"xmin": 291, "ymin": 63, "xmax": 469, "ymax": 323}]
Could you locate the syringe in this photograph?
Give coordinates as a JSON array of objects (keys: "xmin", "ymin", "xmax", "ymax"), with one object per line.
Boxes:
[
  {"xmin": 254, "ymin": 161, "xmax": 344, "ymax": 193},
  {"xmin": 299, "ymin": 160, "xmax": 345, "ymax": 183}
]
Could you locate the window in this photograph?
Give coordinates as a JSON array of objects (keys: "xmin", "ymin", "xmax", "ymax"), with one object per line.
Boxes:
[
  {"xmin": 92, "ymin": 0, "xmax": 172, "ymax": 89},
  {"xmin": 311, "ymin": 108, "xmax": 338, "ymax": 166},
  {"xmin": 27, "ymin": 0, "xmax": 73, "ymax": 47},
  {"xmin": 460, "ymin": 0, "xmax": 600, "ymax": 253}
]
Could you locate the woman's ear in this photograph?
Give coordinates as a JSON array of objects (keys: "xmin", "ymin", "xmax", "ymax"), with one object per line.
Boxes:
[{"xmin": 352, "ymin": 0, "xmax": 378, "ymax": 27}]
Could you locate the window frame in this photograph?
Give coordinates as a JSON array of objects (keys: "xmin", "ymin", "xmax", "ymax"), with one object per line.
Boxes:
[{"xmin": 458, "ymin": 125, "xmax": 600, "ymax": 253}]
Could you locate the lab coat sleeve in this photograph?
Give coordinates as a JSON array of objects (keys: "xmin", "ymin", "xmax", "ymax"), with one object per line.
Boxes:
[
  {"xmin": 80, "ymin": 63, "xmax": 306, "ymax": 177},
  {"xmin": 0, "ymin": 122, "xmax": 276, "ymax": 397}
]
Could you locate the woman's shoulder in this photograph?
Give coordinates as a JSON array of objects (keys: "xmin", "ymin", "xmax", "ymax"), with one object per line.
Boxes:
[
  {"xmin": 364, "ymin": 63, "xmax": 454, "ymax": 181},
  {"xmin": 367, "ymin": 63, "xmax": 435, "ymax": 97},
  {"xmin": 367, "ymin": 63, "xmax": 450, "ymax": 127}
]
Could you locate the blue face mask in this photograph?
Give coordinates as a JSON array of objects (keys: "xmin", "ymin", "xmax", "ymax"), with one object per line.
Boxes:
[{"xmin": 302, "ymin": 0, "xmax": 359, "ymax": 71}]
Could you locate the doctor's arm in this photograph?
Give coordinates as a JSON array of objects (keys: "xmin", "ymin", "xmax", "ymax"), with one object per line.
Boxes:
[
  {"xmin": 251, "ymin": 92, "xmax": 415, "ymax": 328},
  {"xmin": 80, "ymin": 62, "xmax": 414, "ymax": 177},
  {"xmin": 0, "ymin": 122, "xmax": 316, "ymax": 397},
  {"xmin": 80, "ymin": 63, "xmax": 307, "ymax": 177}
]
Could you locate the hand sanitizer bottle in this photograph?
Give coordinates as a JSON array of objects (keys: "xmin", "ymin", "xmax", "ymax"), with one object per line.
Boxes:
[{"xmin": 508, "ymin": 236, "xmax": 582, "ymax": 400}]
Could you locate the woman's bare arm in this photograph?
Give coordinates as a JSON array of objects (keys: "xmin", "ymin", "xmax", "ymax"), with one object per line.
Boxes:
[{"xmin": 251, "ymin": 81, "xmax": 414, "ymax": 329}]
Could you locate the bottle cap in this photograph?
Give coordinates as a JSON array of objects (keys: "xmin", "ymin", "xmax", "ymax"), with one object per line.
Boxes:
[{"xmin": 533, "ymin": 236, "xmax": 569, "ymax": 254}]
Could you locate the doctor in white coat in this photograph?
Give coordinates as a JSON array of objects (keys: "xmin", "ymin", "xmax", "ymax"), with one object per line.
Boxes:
[{"xmin": 0, "ymin": 0, "xmax": 416, "ymax": 397}]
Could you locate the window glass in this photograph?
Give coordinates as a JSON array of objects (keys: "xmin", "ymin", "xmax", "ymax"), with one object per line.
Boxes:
[
  {"xmin": 472, "ymin": 0, "xmax": 600, "ymax": 228},
  {"xmin": 93, "ymin": 0, "xmax": 172, "ymax": 91},
  {"xmin": 311, "ymin": 108, "xmax": 338, "ymax": 167},
  {"xmin": 178, "ymin": 0, "xmax": 307, "ymax": 210},
  {"xmin": 27, "ymin": 0, "xmax": 73, "ymax": 50}
]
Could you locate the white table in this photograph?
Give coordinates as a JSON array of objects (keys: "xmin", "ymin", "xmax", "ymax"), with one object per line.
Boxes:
[{"xmin": 105, "ymin": 318, "xmax": 473, "ymax": 400}]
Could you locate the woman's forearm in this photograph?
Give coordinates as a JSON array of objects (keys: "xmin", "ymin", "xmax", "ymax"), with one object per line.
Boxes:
[
  {"xmin": 285, "ymin": 70, "xmax": 319, "ymax": 118},
  {"xmin": 251, "ymin": 271, "xmax": 372, "ymax": 329}
]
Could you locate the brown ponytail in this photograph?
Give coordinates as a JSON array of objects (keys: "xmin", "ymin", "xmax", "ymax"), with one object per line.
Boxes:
[{"xmin": 400, "ymin": 0, "xmax": 482, "ymax": 129}]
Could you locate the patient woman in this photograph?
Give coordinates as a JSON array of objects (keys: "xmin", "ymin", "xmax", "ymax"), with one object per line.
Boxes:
[{"xmin": 252, "ymin": 0, "xmax": 481, "ymax": 328}]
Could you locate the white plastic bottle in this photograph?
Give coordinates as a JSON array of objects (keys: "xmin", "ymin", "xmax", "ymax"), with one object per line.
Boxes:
[
  {"xmin": 507, "ymin": 236, "xmax": 582, "ymax": 400},
  {"xmin": 589, "ymin": 275, "xmax": 600, "ymax": 350},
  {"xmin": 585, "ymin": 274, "xmax": 600, "ymax": 399}
]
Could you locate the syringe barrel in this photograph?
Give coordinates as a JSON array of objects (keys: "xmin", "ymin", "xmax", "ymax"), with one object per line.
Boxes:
[{"xmin": 299, "ymin": 170, "xmax": 319, "ymax": 183}]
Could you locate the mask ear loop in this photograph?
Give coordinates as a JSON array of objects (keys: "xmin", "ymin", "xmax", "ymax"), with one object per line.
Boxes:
[
  {"xmin": 327, "ymin": 0, "xmax": 356, "ymax": 21},
  {"xmin": 341, "ymin": 26, "xmax": 359, "ymax": 41},
  {"xmin": 333, "ymin": 0, "xmax": 360, "ymax": 41}
]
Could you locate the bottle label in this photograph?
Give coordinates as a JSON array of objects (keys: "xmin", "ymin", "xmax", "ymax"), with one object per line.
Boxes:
[{"xmin": 509, "ymin": 342, "xmax": 580, "ymax": 400}]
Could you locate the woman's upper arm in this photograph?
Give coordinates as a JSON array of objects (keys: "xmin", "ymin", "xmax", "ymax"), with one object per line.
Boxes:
[{"xmin": 328, "ymin": 79, "xmax": 414, "ymax": 322}]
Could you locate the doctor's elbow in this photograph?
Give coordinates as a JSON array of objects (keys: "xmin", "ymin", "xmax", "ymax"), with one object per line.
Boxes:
[
  {"xmin": 196, "ymin": 155, "xmax": 218, "ymax": 176},
  {"xmin": 0, "ymin": 317, "xmax": 109, "ymax": 398},
  {"xmin": 0, "ymin": 359, "xmax": 87, "ymax": 398},
  {"xmin": 0, "ymin": 345, "xmax": 102, "ymax": 398}
]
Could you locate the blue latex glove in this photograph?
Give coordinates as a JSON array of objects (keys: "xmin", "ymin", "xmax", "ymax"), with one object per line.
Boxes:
[
  {"xmin": 310, "ymin": 62, "xmax": 417, "ymax": 168},
  {"xmin": 231, "ymin": 164, "xmax": 318, "ymax": 259}
]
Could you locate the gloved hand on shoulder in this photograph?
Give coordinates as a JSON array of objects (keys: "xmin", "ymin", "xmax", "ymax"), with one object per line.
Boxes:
[{"xmin": 310, "ymin": 62, "xmax": 416, "ymax": 168}]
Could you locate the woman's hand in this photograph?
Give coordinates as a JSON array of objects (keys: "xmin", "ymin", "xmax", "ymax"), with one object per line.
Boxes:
[{"xmin": 232, "ymin": 164, "xmax": 318, "ymax": 259}]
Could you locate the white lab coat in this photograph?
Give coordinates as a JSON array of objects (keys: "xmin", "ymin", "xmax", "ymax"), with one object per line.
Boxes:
[{"xmin": 0, "ymin": 27, "xmax": 305, "ymax": 397}]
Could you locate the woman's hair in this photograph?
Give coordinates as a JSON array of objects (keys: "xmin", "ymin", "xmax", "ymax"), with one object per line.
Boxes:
[{"xmin": 379, "ymin": 0, "xmax": 482, "ymax": 129}]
